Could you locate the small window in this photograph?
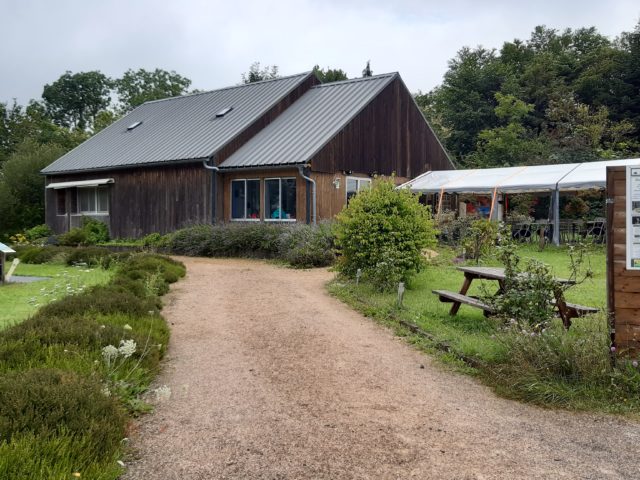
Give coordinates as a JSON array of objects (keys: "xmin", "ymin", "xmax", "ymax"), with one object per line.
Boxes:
[
  {"xmin": 127, "ymin": 121, "xmax": 142, "ymax": 131},
  {"xmin": 56, "ymin": 190, "xmax": 66, "ymax": 215},
  {"xmin": 215, "ymin": 107, "xmax": 233, "ymax": 118},
  {"xmin": 346, "ymin": 177, "xmax": 371, "ymax": 203},
  {"xmin": 265, "ymin": 178, "xmax": 296, "ymax": 221},
  {"xmin": 77, "ymin": 186, "xmax": 109, "ymax": 214},
  {"xmin": 231, "ymin": 179, "xmax": 260, "ymax": 220}
]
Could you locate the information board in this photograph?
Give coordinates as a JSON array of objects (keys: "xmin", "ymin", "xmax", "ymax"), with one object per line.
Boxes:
[{"xmin": 627, "ymin": 166, "xmax": 640, "ymax": 269}]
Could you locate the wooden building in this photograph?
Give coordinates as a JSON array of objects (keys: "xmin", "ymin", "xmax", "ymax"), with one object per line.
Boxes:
[{"xmin": 43, "ymin": 71, "xmax": 453, "ymax": 238}]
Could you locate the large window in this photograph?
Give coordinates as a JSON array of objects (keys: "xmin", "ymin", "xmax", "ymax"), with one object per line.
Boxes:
[
  {"xmin": 346, "ymin": 177, "xmax": 371, "ymax": 203},
  {"xmin": 77, "ymin": 186, "xmax": 109, "ymax": 214},
  {"xmin": 265, "ymin": 178, "xmax": 296, "ymax": 221},
  {"xmin": 231, "ymin": 179, "xmax": 260, "ymax": 220},
  {"xmin": 56, "ymin": 190, "xmax": 66, "ymax": 215}
]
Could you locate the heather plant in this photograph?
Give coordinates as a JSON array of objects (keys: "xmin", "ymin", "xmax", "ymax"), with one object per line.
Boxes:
[{"xmin": 333, "ymin": 178, "xmax": 437, "ymax": 291}]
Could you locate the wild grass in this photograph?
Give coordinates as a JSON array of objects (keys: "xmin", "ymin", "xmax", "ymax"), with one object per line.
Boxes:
[{"xmin": 329, "ymin": 244, "xmax": 640, "ymax": 415}]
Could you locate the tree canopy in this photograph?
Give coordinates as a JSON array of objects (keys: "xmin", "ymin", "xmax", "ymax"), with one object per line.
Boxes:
[
  {"xmin": 312, "ymin": 65, "xmax": 349, "ymax": 83},
  {"xmin": 115, "ymin": 68, "xmax": 192, "ymax": 112},
  {"xmin": 419, "ymin": 23, "xmax": 640, "ymax": 167},
  {"xmin": 241, "ymin": 62, "xmax": 280, "ymax": 83}
]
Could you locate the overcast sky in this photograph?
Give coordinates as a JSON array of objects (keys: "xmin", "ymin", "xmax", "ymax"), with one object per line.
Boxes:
[{"xmin": 2, "ymin": 0, "xmax": 639, "ymax": 105}]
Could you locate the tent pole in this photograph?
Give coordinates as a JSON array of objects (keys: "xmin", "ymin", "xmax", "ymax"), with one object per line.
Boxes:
[{"xmin": 553, "ymin": 188, "xmax": 560, "ymax": 246}]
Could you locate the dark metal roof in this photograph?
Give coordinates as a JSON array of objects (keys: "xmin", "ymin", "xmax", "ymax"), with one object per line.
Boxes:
[
  {"xmin": 219, "ymin": 73, "xmax": 398, "ymax": 169},
  {"xmin": 42, "ymin": 72, "xmax": 313, "ymax": 174}
]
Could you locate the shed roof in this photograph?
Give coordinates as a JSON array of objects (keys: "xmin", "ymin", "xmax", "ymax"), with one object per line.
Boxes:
[
  {"xmin": 405, "ymin": 158, "xmax": 640, "ymax": 194},
  {"xmin": 42, "ymin": 72, "xmax": 313, "ymax": 175},
  {"xmin": 219, "ymin": 73, "xmax": 397, "ymax": 169}
]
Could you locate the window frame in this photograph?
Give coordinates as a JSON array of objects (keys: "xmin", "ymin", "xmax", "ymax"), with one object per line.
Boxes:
[
  {"xmin": 264, "ymin": 177, "xmax": 297, "ymax": 222},
  {"xmin": 230, "ymin": 178, "xmax": 261, "ymax": 221},
  {"xmin": 345, "ymin": 176, "xmax": 372, "ymax": 203},
  {"xmin": 76, "ymin": 186, "xmax": 109, "ymax": 215}
]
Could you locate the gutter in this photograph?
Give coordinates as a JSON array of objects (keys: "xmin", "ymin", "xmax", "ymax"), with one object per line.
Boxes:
[
  {"xmin": 298, "ymin": 165, "xmax": 316, "ymax": 225},
  {"xmin": 202, "ymin": 156, "xmax": 219, "ymax": 224}
]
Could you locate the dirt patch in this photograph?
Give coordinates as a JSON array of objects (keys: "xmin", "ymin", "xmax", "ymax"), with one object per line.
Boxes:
[{"xmin": 124, "ymin": 257, "xmax": 639, "ymax": 479}]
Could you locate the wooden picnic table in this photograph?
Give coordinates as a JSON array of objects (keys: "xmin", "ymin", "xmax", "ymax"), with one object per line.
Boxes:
[{"xmin": 433, "ymin": 265, "xmax": 597, "ymax": 328}]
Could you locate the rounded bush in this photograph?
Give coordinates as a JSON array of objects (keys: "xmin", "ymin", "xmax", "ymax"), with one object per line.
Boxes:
[{"xmin": 333, "ymin": 178, "xmax": 437, "ymax": 291}]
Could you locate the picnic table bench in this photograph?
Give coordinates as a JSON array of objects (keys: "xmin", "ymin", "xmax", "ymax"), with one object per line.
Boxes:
[{"xmin": 433, "ymin": 266, "xmax": 598, "ymax": 328}]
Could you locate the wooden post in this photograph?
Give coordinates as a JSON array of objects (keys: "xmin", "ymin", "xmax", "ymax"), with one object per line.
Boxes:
[{"xmin": 607, "ymin": 166, "xmax": 640, "ymax": 360}]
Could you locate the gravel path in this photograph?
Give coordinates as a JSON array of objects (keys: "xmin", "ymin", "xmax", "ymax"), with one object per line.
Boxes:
[{"xmin": 124, "ymin": 257, "xmax": 639, "ymax": 480}]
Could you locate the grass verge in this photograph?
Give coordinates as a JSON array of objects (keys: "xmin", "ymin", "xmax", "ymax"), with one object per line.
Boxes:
[
  {"xmin": 328, "ymin": 244, "xmax": 640, "ymax": 416},
  {"xmin": 0, "ymin": 252, "xmax": 185, "ymax": 479}
]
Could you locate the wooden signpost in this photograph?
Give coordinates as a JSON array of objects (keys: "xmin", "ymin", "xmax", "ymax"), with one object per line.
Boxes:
[
  {"xmin": 0, "ymin": 242, "xmax": 16, "ymax": 285},
  {"xmin": 607, "ymin": 166, "xmax": 640, "ymax": 360}
]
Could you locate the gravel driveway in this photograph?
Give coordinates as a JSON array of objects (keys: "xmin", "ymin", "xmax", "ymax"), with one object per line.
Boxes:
[{"xmin": 124, "ymin": 257, "xmax": 639, "ymax": 480}]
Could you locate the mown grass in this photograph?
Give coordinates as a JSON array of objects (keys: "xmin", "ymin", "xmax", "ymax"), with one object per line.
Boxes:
[
  {"xmin": 328, "ymin": 244, "xmax": 640, "ymax": 416},
  {"xmin": 0, "ymin": 263, "xmax": 113, "ymax": 329}
]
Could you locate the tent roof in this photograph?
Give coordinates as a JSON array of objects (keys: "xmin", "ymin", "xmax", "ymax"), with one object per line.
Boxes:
[{"xmin": 406, "ymin": 158, "xmax": 640, "ymax": 194}]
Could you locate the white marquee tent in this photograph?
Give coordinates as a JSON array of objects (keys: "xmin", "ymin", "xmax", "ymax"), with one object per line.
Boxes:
[{"xmin": 403, "ymin": 158, "xmax": 640, "ymax": 244}]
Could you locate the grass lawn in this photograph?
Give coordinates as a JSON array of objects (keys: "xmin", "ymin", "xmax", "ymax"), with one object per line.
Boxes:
[
  {"xmin": 0, "ymin": 262, "xmax": 113, "ymax": 329},
  {"xmin": 330, "ymin": 244, "xmax": 606, "ymax": 363},
  {"xmin": 328, "ymin": 243, "xmax": 640, "ymax": 415}
]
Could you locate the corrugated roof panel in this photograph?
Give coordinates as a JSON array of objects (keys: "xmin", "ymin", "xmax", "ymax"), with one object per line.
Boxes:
[
  {"xmin": 219, "ymin": 73, "xmax": 397, "ymax": 169},
  {"xmin": 42, "ymin": 72, "xmax": 313, "ymax": 174}
]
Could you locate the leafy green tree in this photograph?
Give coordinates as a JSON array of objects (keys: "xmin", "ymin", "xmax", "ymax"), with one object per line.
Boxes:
[
  {"xmin": 42, "ymin": 71, "xmax": 112, "ymax": 131},
  {"xmin": 0, "ymin": 140, "xmax": 66, "ymax": 237},
  {"xmin": 469, "ymin": 93, "xmax": 549, "ymax": 167},
  {"xmin": 423, "ymin": 47, "xmax": 504, "ymax": 163},
  {"xmin": 115, "ymin": 68, "xmax": 192, "ymax": 112},
  {"xmin": 92, "ymin": 110, "xmax": 120, "ymax": 133},
  {"xmin": 312, "ymin": 65, "xmax": 348, "ymax": 83},
  {"xmin": 0, "ymin": 100, "xmax": 87, "ymax": 164},
  {"xmin": 241, "ymin": 62, "xmax": 279, "ymax": 84}
]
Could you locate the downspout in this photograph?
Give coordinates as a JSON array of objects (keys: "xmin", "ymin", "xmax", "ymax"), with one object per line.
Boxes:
[
  {"xmin": 298, "ymin": 165, "xmax": 316, "ymax": 225},
  {"xmin": 203, "ymin": 156, "xmax": 219, "ymax": 224}
]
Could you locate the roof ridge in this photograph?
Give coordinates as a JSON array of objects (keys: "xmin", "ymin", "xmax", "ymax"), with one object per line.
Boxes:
[
  {"xmin": 311, "ymin": 72, "xmax": 398, "ymax": 89},
  {"xmin": 142, "ymin": 71, "xmax": 313, "ymax": 105}
]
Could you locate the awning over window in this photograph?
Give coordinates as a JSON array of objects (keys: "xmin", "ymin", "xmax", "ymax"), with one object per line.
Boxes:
[{"xmin": 46, "ymin": 178, "xmax": 114, "ymax": 189}]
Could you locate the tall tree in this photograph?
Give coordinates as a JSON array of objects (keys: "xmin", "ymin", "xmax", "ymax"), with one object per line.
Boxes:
[
  {"xmin": 312, "ymin": 65, "xmax": 348, "ymax": 83},
  {"xmin": 42, "ymin": 71, "xmax": 112, "ymax": 131},
  {"xmin": 362, "ymin": 60, "xmax": 373, "ymax": 77},
  {"xmin": 115, "ymin": 68, "xmax": 192, "ymax": 112},
  {"xmin": 0, "ymin": 139, "xmax": 66, "ymax": 237},
  {"xmin": 241, "ymin": 62, "xmax": 280, "ymax": 84}
]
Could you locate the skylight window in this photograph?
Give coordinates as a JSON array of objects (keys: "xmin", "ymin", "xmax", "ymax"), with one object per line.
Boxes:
[
  {"xmin": 127, "ymin": 121, "xmax": 142, "ymax": 131},
  {"xmin": 215, "ymin": 107, "xmax": 233, "ymax": 118}
]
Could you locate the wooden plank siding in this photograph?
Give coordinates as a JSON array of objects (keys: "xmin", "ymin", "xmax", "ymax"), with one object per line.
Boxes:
[
  {"xmin": 308, "ymin": 77, "xmax": 452, "ymax": 177},
  {"xmin": 607, "ymin": 166, "xmax": 640, "ymax": 358},
  {"xmin": 46, "ymin": 164, "xmax": 211, "ymax": 238}
]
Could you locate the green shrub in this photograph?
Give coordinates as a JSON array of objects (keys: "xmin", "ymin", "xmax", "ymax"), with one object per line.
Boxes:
[
  {"xmin": 118, "ymin": 254, "xmax": 186, "ymax": 284},
  {"xmin": 277, "ymin": 223, "xmax": 335, "ymax": 268},
  {"xmin": 17, "ymin": 246, "xmax": 61, "ymax": 264},
  {"xmin": 141, "ymin": 232, "xmax": 170, "ymax": 249},
  {"xmin": 0, "ymin": 369, "xmax": 126, "ymax": 454},
  {"xmin": 81, "ymin": 217, "xmax": 109, "ymax": 244},
  {"xmin": 333, "ymin": 178, "xmax": 437, "ymax": 291},
  {"xmin": 37, "ymin": 286, "xmax": 159, "ymax": 319},
  {"xmin": 462, "ymin": 219, "xmax": 500, "ymax": 264},
  {"xmin": 66, "ymin": 247, "xmax": 112, "ymax": 267},
  {"xmin": 436, "ymin": 211, "xmax": 477, "ymax": 247},
  {"xmin": 24, "ymin": 224, "xmax": 53, "ymax": 242},
  {"xmin": 57, "ymin": 228, "xmax": 87, "ymax": 247}
]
